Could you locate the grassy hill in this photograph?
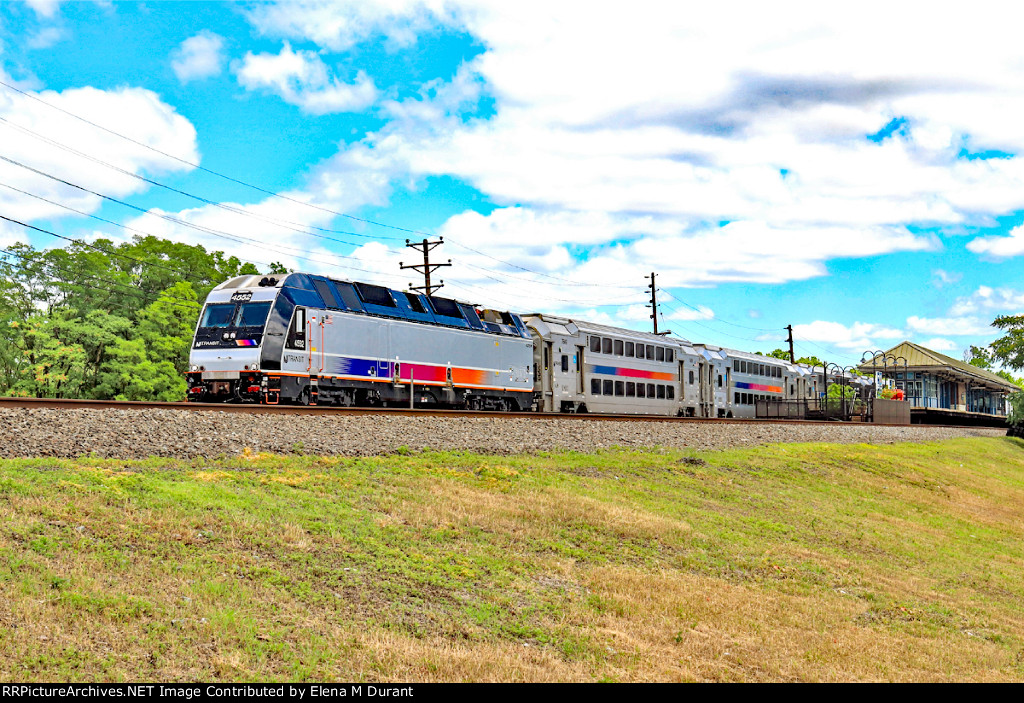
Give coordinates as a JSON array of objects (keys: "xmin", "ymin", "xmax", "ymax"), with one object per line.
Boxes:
[{"xmin": 2, "ymin": 437, "xmax": 1023, "ymax": 682}]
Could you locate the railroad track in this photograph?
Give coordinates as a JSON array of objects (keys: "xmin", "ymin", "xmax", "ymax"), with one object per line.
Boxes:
[{"xmin": 0, "ymin": 395, "xmax": 972, "ymax": 428}]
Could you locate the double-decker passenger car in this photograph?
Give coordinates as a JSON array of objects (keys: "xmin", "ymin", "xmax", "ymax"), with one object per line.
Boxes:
[
  {"xmin": 523, "ymin": 314, "xmax": 703, "ymax": 415},
  {"xmin": 187, "ymin": 273, "xmax": 534, "ymax": 408}
]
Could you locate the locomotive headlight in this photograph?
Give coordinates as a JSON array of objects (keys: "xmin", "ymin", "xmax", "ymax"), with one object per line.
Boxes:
[
  {"xmin": 252, "ymin": 363, "xmax": 259, "ymax": 371},
  {"xmin": 190, "ymin": 365, "xmax": 198, "ymax": 372}
]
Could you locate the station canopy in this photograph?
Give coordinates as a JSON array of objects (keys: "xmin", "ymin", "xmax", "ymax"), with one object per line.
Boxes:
[{"xmin": 856, "ymin": 341, "xmax": 1020, "ymax": 393}]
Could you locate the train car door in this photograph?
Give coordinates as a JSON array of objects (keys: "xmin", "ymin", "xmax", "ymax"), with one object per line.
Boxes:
[
  {"xmin": 698, "ymin": 359, "xmax": 710, "ymax": 417},
  {"xmin": 541, "ymin": 341, "xmax": 553, "ymax": 412},
  {"xmin": 576, "ymin": 345, "xmax": 585, "ymax": 396}
]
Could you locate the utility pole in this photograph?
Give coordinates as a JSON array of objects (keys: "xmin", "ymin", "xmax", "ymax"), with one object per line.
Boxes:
[
  {"xmin": 786, "ymin": 324, "xmax": 795, "ymax": 363},
  {"xmin": 646, "ymin": 272, "xmax": 671, "ymax": 336},
  {"xmin": 400, "ymin": 238, "xmax": 450, "ymax": 296}
]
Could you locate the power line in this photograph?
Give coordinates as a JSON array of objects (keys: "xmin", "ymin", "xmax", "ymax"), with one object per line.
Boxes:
[
  {"xmin": 0, "ymin": 243, "xmax": 200, "ymax": 312},
  {"xmin": 0, "ymin": 78, "xmax": 642, "ymax": 290},
  {"xmin": 0, "ymin": 154, "xmax": 413, "ymax": 283}
]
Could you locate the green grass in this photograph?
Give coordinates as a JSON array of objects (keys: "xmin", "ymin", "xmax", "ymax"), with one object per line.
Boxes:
[{"xmin": 2, "ymin": 438, "xmax": 1024, "ymax": 681}]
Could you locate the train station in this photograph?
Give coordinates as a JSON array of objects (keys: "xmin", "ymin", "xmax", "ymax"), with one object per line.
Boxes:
[{"xmin": 857, "ymin": 342, "xmax": 1017, "ymax": 427}]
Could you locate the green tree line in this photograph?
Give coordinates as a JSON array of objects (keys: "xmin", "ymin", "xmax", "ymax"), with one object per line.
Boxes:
[{"xmin": 0, "ymin": 236, "xmax": 262, "ymax": 401}]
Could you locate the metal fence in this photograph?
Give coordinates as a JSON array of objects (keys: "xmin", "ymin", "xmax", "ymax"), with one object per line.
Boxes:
[{"xmin": 755, "ymin": 398, "xmax": 870, "ymax": 421}]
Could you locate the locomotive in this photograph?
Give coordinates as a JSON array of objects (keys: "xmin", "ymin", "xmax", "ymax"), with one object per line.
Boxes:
[{"xmin": 186, "ymin": 272, "xmax": 860, "ymax": 416}]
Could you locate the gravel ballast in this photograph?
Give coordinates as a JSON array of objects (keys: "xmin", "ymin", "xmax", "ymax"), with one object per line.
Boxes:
[{"xmin": 0, "ymin": 407, "xmax": 1007, "ymax": 459}]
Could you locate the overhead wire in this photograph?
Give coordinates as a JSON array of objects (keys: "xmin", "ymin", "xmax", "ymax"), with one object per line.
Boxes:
[
  {"xmin": 0, "ymin": 243, "xmax": 201, "ymax": 312},
  {"xmin": 0, "ymin": 79, "xmax": 638, "ymax": 290}
]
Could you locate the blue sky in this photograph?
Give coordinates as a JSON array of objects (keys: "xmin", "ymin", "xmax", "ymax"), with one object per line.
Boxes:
[{"xmin": 2, "ymin": 1, "xmax": 1024, "ymax": 367}]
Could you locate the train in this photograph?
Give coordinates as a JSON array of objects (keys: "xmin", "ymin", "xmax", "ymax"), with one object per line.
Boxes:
[{"xmin": 185, "ymin": 272, "xmax": 868, "ymax": 416}]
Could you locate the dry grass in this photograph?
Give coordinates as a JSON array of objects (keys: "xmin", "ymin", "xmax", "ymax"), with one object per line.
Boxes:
[{"xmin": 1, "ymin": 437, "xmax": 1024, "ymax": 681}]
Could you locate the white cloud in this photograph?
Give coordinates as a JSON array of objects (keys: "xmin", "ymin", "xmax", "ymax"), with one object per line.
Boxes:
[
  {"xmin": 949, "ymin": 286, "xmax": 1024, "ymax": 316},
  {"xmin": 243, "ymin": 1, "xmax": 1024, "ymax": 289},
  {"xmin": 966, "ymin": 223, "xmax": 1024, "ymax": 259},
  {"xmin": 931, "ymin": 268, "xmax": 962, "ymax": 288},
  {"xmin": 0, "ymin": 75, "xmax": 198, "ymax": 226},
  {"xmin": 922, "ymin": 337, "xmax": 957, "ymax": 351},
  {"xmin": 905, "ymin": 315, "xmax": 993, "ymax": 336},
  {"xmin": 26, "ymin": 26, "xmax": 67, "ymax": 50},
  {"xmin": 24, "ymin": 0, "xmax": 60, "ymax": 18},
  {"xmin": 787, "ymin": 320, "xmax": 904, "ymax": 351},
  {"xmin": 234, "ymin": 43, "xmax": 377, "ymax": 114},
  {"xmin": 244, "ymin": 0, "xmax": 459, "ymax": 52},
  {"xmin": 171, "ymin": 31, "xmax": 226, "ymax": 83}
]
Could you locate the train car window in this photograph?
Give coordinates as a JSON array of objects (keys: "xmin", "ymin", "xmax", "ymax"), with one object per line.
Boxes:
[
  {"xmin": 647, "ymin": 383, "xmax": 656, "ymax": 397},
  {"xmin": 759, "ymin": 364, "xmax": 765, "ymax": 375},
  {"xmin": 590, "ymin": 336, "xmax": 601, "ymax": 353},
  {"xmin": 734, "ymin": 360, "xmax": 740, "ymax": 371},
  {"xmin": 637, "ymin": 383, "xmax": 646, "ymax": 398},
  {"xmin": 666, "ymin": 349, "xmax": 674, "ymax": 363},
  {"xmin": 656, "ymin": 347, "xmax": 665, "ymax": 362},
  {"xmin": 591, "ymin": 379, "xmax": 601, "ymax": 395},
  {"xmin": 688, "ymin": 370, "xmax": 694, "ymax": 384},
  {"xmin": 561, "ymin": 355, "xmax": 569, "ymax": 373},
  {"xmin": 544, "ymin": 347, "xmax": 549, "ymax": 371},
  {"xmin": 717, "ymin": 374, "xmax": 723, "ymax": 388},
  {"xmin": 740, "ymin": 361, "xmax": 746, "ymax": 373},
  {"xmin": 615, "ymin": 381, "xmax": 624, "ymax": 396},
  {"xmin": 635, "ymin": 344, "xmax": 645, "ymax": 359},
  {"xmin": 646, "ymin": 344, "xmax": 655, "ymax": 360},
  {"xmin": 776, "ymin": 367, "xmax": 782, "ymax": 378},
  {"xmin": 657, "ymin": 385, "xmax": 666, "ymax": 399},
  {"xmin": 625, "ymin": 342, "xmax": 634, "ymax": 357},
  {"xmin": 355, "ymin": 282, "xmax": 396, "ymax": 307},
  {"xmin": 311, "ymin": 279, "xmax": 340, "ymax": 308},
  {"xmin": 329, "ymin": 280, "xmax": 363, "ymax": 311},
  {"xmin": 602, "ymin": 337, "xmax": 612, "ymax": 354},
  {"xmin": 427, "ymin": 296, "xmax": 463, "ymax": 318},
  {"xmin": 734, "ymin": 392, "xmax": 740, "ymax": 404},
  {"xmin": 200, "ymin": 304, "xmax": 235, "ymax": 328},
  {"xmin": 667, "ymin": 386, "xmax": 675, "ymax": 399},
  {"xmin": 614, "ymin": 339, "xmax": 624, "ymax": 356},
  {"xmin": 790, "ymin": 384, "xmax": 795, "ymax": 395},
  {"xmin": 603, "ymin": 379, "xmax": 614, "ymax": 395},
  {"xmin": 403, "ymin": 293, "xmax": 426, "ymax": 314},
  {"xmin": 626, "ymin": 382, "xmax": 635, "ymax": 397}
]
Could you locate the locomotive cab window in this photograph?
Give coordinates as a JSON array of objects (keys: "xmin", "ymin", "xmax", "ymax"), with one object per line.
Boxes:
[
  {"xmin": 235, "ymin": 302, "xmax": 272, "ymax": 328},
  {"xmin": 200, "ymin": 304, "xmax": 235, "ymax": 328}
]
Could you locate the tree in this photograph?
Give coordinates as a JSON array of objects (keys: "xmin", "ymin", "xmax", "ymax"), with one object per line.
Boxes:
[{"xmin": 991, "ymin": 315, "xmax": 1024, "ymax": 371}]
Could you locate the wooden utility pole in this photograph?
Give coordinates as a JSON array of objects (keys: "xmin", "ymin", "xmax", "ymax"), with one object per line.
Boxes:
[
  {"xmin": 400, "ymin": 238, "xmax": 450, "ymax": 296},
  {"xmin": 786, "ymin": 324, "xmax": 795, "ymax": 363},
  {"xmin": 646, "ymin": 272, "xmax": 671, "ymax": 336}
]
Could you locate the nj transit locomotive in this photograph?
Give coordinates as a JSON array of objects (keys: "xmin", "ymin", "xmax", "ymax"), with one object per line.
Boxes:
[{"xmin": 186, "ymin": 273, "xmax": 865, "ymax": 416}]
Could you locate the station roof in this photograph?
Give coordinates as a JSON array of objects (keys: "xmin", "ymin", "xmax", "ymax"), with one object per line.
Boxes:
[{"xmin": 857, "ymin": 341, "xmax": 1020, "ymax": 393}]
